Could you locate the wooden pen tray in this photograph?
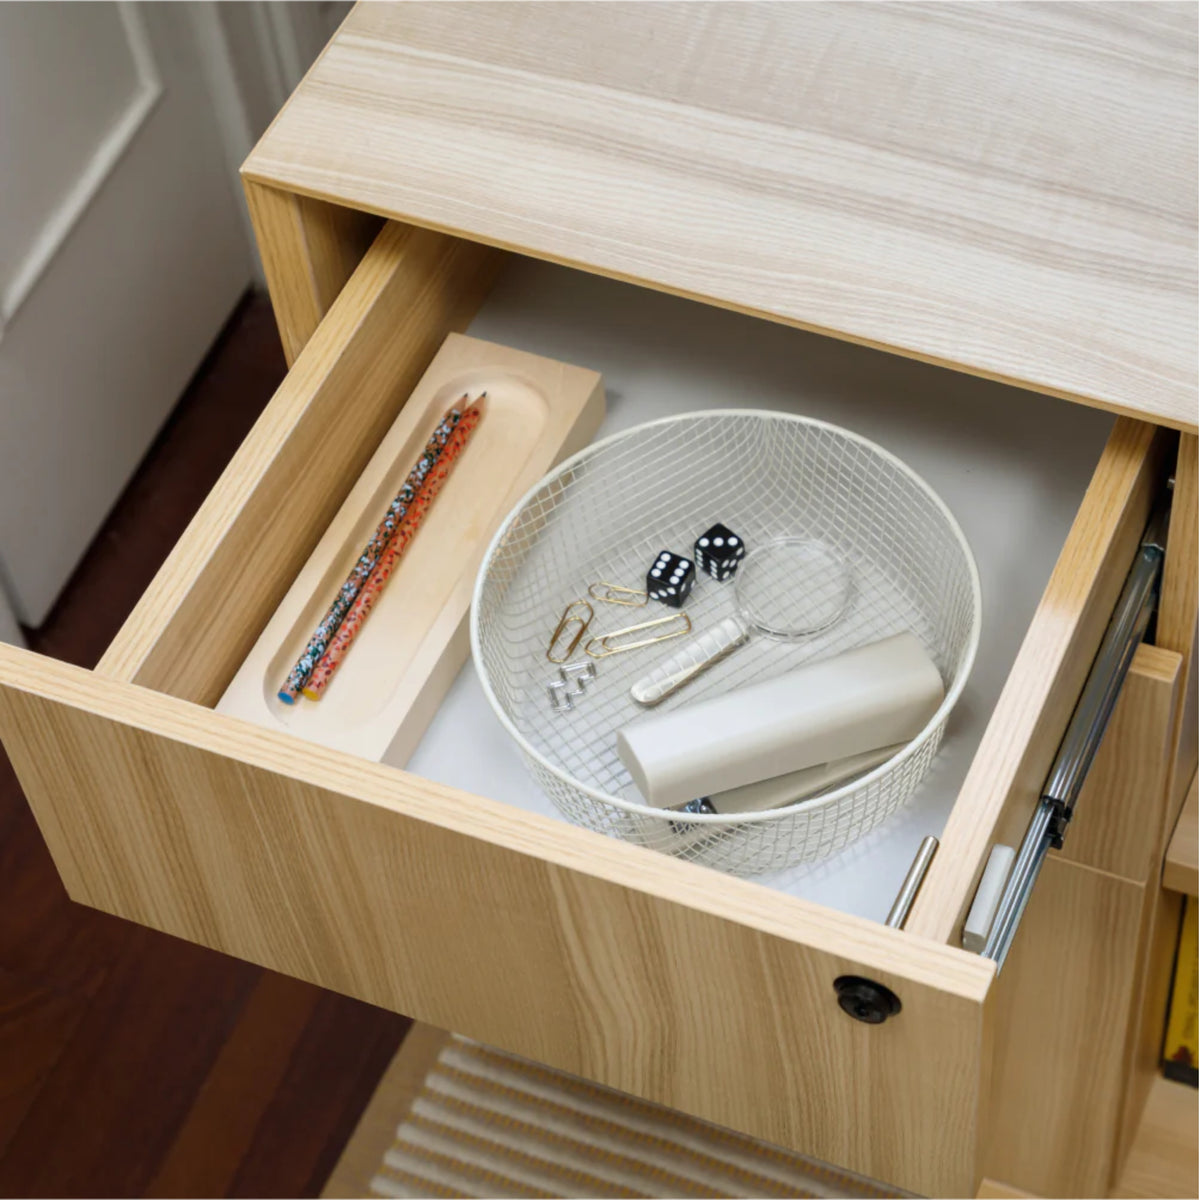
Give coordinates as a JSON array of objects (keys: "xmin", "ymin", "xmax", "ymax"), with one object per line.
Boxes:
[{"xmin": 217, "ymin": 333, "xmax": 605, "ymax": 763}]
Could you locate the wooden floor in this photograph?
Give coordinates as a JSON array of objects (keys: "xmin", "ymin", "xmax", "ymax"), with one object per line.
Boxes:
[{"xmin": 0, "ymin": 293, "xmax": 410, "ymax": 1198}]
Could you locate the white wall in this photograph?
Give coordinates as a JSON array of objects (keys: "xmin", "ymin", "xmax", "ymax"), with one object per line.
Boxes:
[
  {"xmin": 189, "ymin": 0, "xmax": 352, "ymax": 275},
  {"xmin": 0, "ymin": 2, "xmax": 348, "ymax": 630},
  {"xmin": 0, "ymin": 3, "xmax": 252, "ymax": 625}
]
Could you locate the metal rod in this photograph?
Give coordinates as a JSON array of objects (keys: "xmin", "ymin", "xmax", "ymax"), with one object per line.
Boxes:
[
  {"xmin": 1040, "ymin": 503, "xmax": 1168, "ymax": 819},
  {"xmin": 982, "ymin": 495, "xmax": 1170, "ymax": 968},
  {"xmin": 981, "ymin": 799, "xmax": 1054, "ymax": 965},
  {"xmin": 886, "ymin": 835, "xmax": 939, "ymax": 929}
]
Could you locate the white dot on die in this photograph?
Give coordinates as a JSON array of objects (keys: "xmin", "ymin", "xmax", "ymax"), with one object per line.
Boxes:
[
  {"xmin": 698, "ymin": 537, "xmax": 709, "ymax": 547},
  {"xmin": 651, "ymin": 568, "xmax": 662, "ymax": 577},
  {"xmin": 713, "ymin": 537, "xmax": 724, "ymax": 547},
  {"xmin": 729, "ymin": 535, "xmax": 739, "ymax": 545}
]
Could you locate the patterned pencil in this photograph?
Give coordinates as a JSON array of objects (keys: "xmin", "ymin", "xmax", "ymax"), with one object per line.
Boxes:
[
  {"xmin": 302, "ymin": 398, "xmax": 485, "ymax": 700},
  {"xmin": 277, "ymin": 399, "xmax": 467, "ymax": 703}
]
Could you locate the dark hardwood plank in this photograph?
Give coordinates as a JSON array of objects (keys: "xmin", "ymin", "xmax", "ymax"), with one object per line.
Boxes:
[
  {"xmin": 0, "ymin": 930, "xmax": 260, "ymax": 1198},
  {"xmin": 146, "ymin": 973, "xmax": 321, "ymax": 1198},
  {"xmin": 228, "ymin": 994, "xmax": 411, "ymax": 1199},
  {"xmin": 0, "ymin": 786, "xmax": 127, "ymax": 1002},
  {"xmin": 0, "ymin": 969, "xmax": 90, "ymax": 1160}
]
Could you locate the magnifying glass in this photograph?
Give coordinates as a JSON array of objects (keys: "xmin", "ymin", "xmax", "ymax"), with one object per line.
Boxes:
[{"xmin": 630, "ymin": 537, "xmax": 853, "ymax": 706}]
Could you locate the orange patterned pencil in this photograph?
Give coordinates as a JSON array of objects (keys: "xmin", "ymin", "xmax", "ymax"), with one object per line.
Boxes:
[
  {"xmin": 302, "ymin": 398, "xmax": 485, "ymax": 699},
  {"xmin": 277, "ymin": 399, "xmax": 466, "ymax": 703}
]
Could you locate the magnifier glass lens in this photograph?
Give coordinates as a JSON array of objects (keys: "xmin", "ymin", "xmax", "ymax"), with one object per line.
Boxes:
[{"xmin": 735, "ymin": 537, "xmax": 852, "ymax": 639}]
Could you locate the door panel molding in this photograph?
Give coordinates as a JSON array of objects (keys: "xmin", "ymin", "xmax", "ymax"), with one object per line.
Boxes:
[{"xmin": 1, "ymin": 2, "xmax": 162, "ymax": 332}]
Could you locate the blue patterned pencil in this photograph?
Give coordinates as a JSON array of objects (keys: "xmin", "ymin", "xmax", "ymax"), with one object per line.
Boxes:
[{"xmin": 277, "ymin": 400, "xmax": 465, "ymax": 702}]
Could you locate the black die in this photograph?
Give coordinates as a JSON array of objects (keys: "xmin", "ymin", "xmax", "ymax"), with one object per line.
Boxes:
[
  {"xmin": 645, "ymin": 550, "xmax": 694, "ymax": 607},
  {"xmin": 694, "ymin": 523, "xmax": 746, "ymax": 581}
]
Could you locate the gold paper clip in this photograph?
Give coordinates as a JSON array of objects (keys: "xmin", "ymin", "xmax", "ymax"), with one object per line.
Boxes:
[
  {"xmin": 585, "ymin": 612, "xmax": 692, "ymax": 658},
  {"xmin": 547, "ymin": 599, "xmax": 594, "ymax": 664},
  {"xmin": 587, "ymin": 581, "xmax": 648, "ymax": 607}
]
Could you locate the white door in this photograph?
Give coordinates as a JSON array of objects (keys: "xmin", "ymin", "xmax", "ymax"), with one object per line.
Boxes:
[{"xmin": 0, "ymin": 2, "xmax": 254, "ymax": 630}]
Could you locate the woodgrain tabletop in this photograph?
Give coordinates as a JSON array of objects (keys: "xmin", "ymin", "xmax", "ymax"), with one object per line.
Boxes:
[{"xmin": 245, "ymin": 2, "xmax": 1198, "ymax": 431}]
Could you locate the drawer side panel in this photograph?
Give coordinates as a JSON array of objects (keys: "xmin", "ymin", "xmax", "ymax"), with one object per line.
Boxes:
[
  {"xmin": 907, "ymin": 418, "xmax": 1169, "ymax": 942},
  {"xmin": 97, "ymin": 221, "xmax": 503, "ymax": 705}
]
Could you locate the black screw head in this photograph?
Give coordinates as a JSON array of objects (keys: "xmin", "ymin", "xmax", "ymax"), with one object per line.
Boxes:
[{"xmin": 833, "ymin": 975, "xmax": 902, "ymax": 1024}]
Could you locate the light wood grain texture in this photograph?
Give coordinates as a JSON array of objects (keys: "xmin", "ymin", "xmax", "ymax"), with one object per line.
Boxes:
[
  {"xmin": 975, "ymin": 1182, "xmax": 1033, "ymax": 1199},
  {"xmin": 323, "ymin": 1023, "xmax": 452, "ymax": 1200},
  {"xmin": 984, "ymin": 652, "xmax": 1184, "ymax": 1193},
  {"xmin": 908, "ymin": 419, "xmax": 1168, "ymax": 942},
  {"xmin": 1114, "ymin": 879, "xmax": 1187, "ymax": 1176},
  {"xmin": 1164, "ymin": 774, "xmax": 1198, "ymax": 896},
  {"xmin": 243, "ymin": 179, "xmax": 384, "ymax": 365},
  {"xmin": 1112, "ymin": 1076, "xmax": 1199, "ymax": 1199},
  {"xmin": 242, "ymin": 2, "xmax": 1198, "ymax": 431},
  {"xmin": 217, "ymin": 333, "xmax": 604, "ymax": 764},
  {"xmin": 984, "ymin": 857, "xmax": 1146, "ymax": 1198},
  {"xmin": 97, "ymin": 221, "xmax": 503, "ymax": 704},
  {"xmin": 1159, "ymin": 435, "xmax": 1199, "ymax": 849},
  {"xmin": 1061, "ymin": 645, "xmax": 1182, "ymax": 882},
  {"xmin": 1108, "ymin": 441, "xmax": 1200, "ymax": 1175},
  {"xmin": 1159, "ymin": 436, "xmax": 1199, "ymax": 666},
  {"xmin": 1168, "ymin": 649, "xmax": 1197, "ymax": 836},
  {"xmin": 0, "ymin": 646, "xmax": 994, "ymax": 1198}
]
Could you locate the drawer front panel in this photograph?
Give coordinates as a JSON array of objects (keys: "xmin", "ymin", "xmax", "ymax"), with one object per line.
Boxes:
[{"xmin": 0, "ymin": 647, "xmax": 992, "ymax": 1197}]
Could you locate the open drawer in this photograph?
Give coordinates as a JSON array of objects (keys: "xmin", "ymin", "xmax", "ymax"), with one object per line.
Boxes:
[{"xmin": 0, "ymin": 220, "xmax": 1181, "ymax": 1197}]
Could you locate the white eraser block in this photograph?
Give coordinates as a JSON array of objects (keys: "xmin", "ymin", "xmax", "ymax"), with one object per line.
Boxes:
[
  {"xmin": 616, "ymin": 632, "xmax": 944, "ymax": 810},
  {"xmin": 962, "ymin": 843, "xmax": 1016, "ymax": 953}
]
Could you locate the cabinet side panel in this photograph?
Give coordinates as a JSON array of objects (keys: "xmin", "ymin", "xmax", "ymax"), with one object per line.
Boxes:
[
  {"xmin": 243, "ymin": 180, "xmax": 383, "ymax": 364},
  {"xmin": 1158, "ymin": 433, "xmax": 1199, "ymax": 836},
  {"xmin": 1115, "ymin": 884, "xmax": 1187, "ymax": 1176},
  {"xmin": 0, "ymin": 647, "xmax": 992, "ymax": 1198},
  {"xmin": 985, "ymin": 857, "xmax": 1145, "ymax": 1197},
  {"xmin": 1060, "ymin": 646, "xmax": 1181, "ymax": 881},
  {"xmin": 1111, "ymin": 435, "xmax": 1199, "ymax": 1170}
]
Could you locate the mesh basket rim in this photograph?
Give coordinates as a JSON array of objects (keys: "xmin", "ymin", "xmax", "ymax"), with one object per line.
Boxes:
[{"xmin": 469, "ymin": 408, "xmax": 983, "ymax": 827}]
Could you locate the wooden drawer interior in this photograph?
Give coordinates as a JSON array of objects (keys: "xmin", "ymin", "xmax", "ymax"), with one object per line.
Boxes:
[
  {"xmin": 0, "ymin": 214, "xmax": 1187, "ymax": 1197},
  {"xmin": 98, "ymin": 218, "xmax": 1170, "ymax": 936}
]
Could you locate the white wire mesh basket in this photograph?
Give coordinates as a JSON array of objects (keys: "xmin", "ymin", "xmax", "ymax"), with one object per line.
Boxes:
[{"xmin": 471, "ymin": 411, "xmax": 981, "ymax": 876}]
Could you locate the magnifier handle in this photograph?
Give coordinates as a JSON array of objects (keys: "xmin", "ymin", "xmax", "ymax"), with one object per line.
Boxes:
[{"xmin": 630, "ymin": 616, "xmax": 750, "ymax": 706}]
